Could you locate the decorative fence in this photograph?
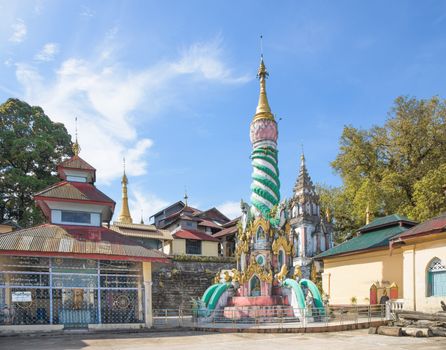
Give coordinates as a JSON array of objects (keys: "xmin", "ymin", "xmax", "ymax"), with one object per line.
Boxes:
[{"xmin": 152, "ymin": 304, "xmax": 387, "ymax": 329}]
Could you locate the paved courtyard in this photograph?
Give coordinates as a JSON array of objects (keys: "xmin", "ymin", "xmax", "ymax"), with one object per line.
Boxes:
[{"xmin": 1, "ymin": 329, "xmax": 446, "ymax": 350}]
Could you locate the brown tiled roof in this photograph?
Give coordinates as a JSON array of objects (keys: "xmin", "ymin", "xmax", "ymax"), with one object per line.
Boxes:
[
  {"xmin": 213, "ymin": 225, "xmax": 238, "ymax": 238},
  {"xmin": 0, "ymin": 224, "xmax": 168, "ymax": 262},
  {"xmin": 110, "ymin": 222, "xmax": 173, "ymax": 240},
  {"xmin": 59, "ymin": 156, "xmax": 95, "ymax": 171},
  {"xmin": 392, "ymin": 213, "xmax": 446, "ymax": 241},
  {"xmin": 35, "ymin": 181, "xmax": 115, "ymax": 204},
  {"xmin": 198, "ymin": 220, "xmax": 222, "ymax": 229},
  {"xmin": 172, "ymin": 229, "xmax": 219, "ymax": 242}
]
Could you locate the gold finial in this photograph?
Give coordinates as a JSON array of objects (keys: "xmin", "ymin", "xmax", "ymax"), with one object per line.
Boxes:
[
  {"xmin": 325, "ymin": 207, "xmax": 331, "ymax": 223},
  {"xmin": 253, "ymin": 37, "xmax": 274, "ymax": 122},
  {"xmin": 72, "ymin": 117, "xmax": 81, "ymax": 156},
  {"xmin": 365, "ymin": 203, "xmax": 371, "ymax": 225},
  {"xmin": 118, "ymin": 157, "xmax": 132, "ymax": 224}
]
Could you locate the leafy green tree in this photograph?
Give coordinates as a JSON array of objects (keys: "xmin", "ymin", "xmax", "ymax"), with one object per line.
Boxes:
[
  {"xmin": 0, "ymin": 98, "xmax": 73, "ymax": 227},
  {"xmin": 320, "ymin": 96, "xmax": 446, "ymax": 240}
]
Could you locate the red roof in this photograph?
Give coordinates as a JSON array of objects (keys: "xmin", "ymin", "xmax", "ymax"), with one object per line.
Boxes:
[
  {"xmin": 172, "ymin": 229, "xmax": 219, "ymax": 242},
  {"xmin": 58, "ymin": 155, "xmax": 96, "ymax": 171},
  {"xmin": 35, "ymin": 181, "xmax": 115, "ymax": 205},
  {"xmin": 392, "ymin": 213, "xmax": 446, "ymax": 241},
  {"xmin": 213, "ymin": 225, "xmax": 238, "ymax": 238},
  {"xmin": 198, "ymin": 220, "xmax": 222, "ymax": 229},
  {"xmin": 0, "ymin": 224, "xmax": 168, "ymax": 262}
]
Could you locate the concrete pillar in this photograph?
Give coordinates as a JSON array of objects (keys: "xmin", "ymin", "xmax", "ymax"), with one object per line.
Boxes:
[
  {"xmin": 402, "ymin": 248, "xmax": 415, "ymax": 311},
  {"xmin": 142, "ymin": 261, "xmax": 153, "ymax": 328}
]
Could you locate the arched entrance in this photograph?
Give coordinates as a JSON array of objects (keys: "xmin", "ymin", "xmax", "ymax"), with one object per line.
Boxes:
[{"xmin": 250, "ymin": 275, "xmax": 261, "ymax": 297}]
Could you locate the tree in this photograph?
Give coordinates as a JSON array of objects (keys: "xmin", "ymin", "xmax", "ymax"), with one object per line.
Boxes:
[
  {"xmin": 0, "ymin": 98, "xmax": 73, "ymax": 227},
  {"xmin": 320, "ymin": 96, "xmax": 446, "ymax": 240}
]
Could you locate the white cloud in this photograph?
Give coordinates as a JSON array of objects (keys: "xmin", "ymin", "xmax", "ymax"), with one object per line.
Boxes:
[
  {"xmin": 14, "ymin": 37, "xmax": 248, "ymax": 184},
  {"xmin": 172, "ymin": 39, "xmax": 250, "ymax": 84},
  {"xmin": 217, "ymin": 200, "xmax": 241, "ymax": 219},
  {"xmin": 128, "ymin": 188, "xmax": 170, "ymax": 223},
  {"xmin": 35, "ymin": 43, "xmax": 59, "ymax": 61},
  {"xmin": 80, "ymin": 5, "xmax": 94, "ymax": 18},
  {"xmin": 9, "ymin": 19, "xmax": 27, "ymax": 43}
]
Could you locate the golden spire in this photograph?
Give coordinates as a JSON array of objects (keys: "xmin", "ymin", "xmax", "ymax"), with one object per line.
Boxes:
[
  {"xmin": 72, "ymin": 117, "xmax": 81, "ymax": 156},
  {"xmin": 365, "ymin": 203, "xmax": 371, "ymax": 225},
  {"xmin": 118, "ymin": 158, "xmax": 133, "ymax": 224},
  {"xmin": 254, "ymin": 55, "xmax": 274, "ymax": 121},
  {"xmin": 325, "ymin": 207, "xmax": 331, "ymax": 223}
]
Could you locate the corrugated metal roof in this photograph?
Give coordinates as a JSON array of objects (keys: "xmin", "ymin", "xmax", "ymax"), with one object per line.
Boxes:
[
  {"xmin": 35, "ymin": 182, "xmax": 115, "ymax": 204},
  {"xmin": 392, "ymin": 212, "xmax": 446, "ymax": 241},
  {"xmin": 172, "ymin": 229, "xmax": 219, "ymax": 242},
  {"xmin": 358, "ymin": 214, "xmax": 415, "ymax": 232},
  {"xmin": 109, "ymin": 223, "xmax": 173, "ymax": 240},
  {"xmin": 59, "ymin": 156, "xmax": 96, "ymax": 171},
  {"xmin": 0, "ymin": 224, "xmax": 168, "ymax": 261},
  {"xmin": 315, "ymin": 225, "xmax": 408, "ymax": 259},
  {"xmin": 213, "ymin": 225, "xmax": 238, "ymax": 238}
]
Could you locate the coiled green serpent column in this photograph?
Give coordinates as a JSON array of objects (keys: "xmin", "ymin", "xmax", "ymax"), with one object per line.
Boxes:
[{"xmin": 250, "ymin": 145, "xmax": 280, "ymax": 218}]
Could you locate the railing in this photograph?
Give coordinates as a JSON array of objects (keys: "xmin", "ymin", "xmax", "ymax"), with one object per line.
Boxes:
[
  {"xmin": 386, "ymin": 299, "xmax": 404, "ymax": 320},
  {"xmin": 152, "ymin": 304, "xmax": 386, "ymax": 329}
]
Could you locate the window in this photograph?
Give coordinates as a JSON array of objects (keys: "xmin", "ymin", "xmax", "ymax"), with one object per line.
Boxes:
[
  {"xmin": 278, "ymin": 249, "xmax": 285, "ymax": 268},
  {"xmin": 66, "ymin": 175, "xmax": 87, "ymax": 183},
  {"xmin": 427, "ymin": 258, "xmax": 446, "ymax": 297},
  {"xmin": 61, "ymin": 211, "xmax": 91, "ymax": 224},
  {"xmin": 186, "ymin": 240, "xmax": 201, "ymax": 255}
]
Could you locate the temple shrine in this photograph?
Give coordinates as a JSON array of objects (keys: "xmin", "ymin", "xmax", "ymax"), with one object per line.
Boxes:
[{"xmin": 198, "ymin": 57, "xmax": 325, "ymax": 321}]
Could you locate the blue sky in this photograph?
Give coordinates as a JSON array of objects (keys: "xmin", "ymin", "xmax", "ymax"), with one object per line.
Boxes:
[{"xmin": 1, "ymin": 1, "xmax": 446, "ymax": 220}]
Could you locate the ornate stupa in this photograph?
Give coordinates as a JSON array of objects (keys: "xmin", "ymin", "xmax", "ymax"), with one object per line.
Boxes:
[{"xmin": 198, "ymin": 55, "xmax": 325, "ymax": 322}]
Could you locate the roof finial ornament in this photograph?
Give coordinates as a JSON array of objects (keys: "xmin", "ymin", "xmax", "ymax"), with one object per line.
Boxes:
[
  {"xmin": 366, "ymin": 203, "xmax": 371, "ymax": 225},
  {"xmin": 122, "ymin": 157, "xmax": 128, "ymax": 184},
  {"xmin": 140, "ymin": 209, "xmax": 144, "ymax": 224},
  {"xmin": 254, "ymin": 35, "xmax": 274, "ymax": 121},
  {"xmin": 184, "ymin": 187, "xmax": 188, "ymax": 207},
  {"xmin": 260, "ymin": 34, "xmax": 264, "ymax": 59},
  {"xmin": 300, "ymin": 144, "xmax": 306, "ymax": 168},
  {"xmin": 118, "ymin": 156, "xmax": 132, "ymax": 223},
  {"xmin": 72, "ymin": 117, "xmax": 81, "ymax": 156}
]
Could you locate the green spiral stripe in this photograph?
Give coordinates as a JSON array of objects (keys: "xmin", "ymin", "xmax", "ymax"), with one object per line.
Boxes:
[
  {"xmin": 251, "ymin": 198, "xmax": 273, "ymax": 219},
  {"xmin": 251, "ymin": 186, "xmax": 278, "ymax": 207},
  {"xmin": 252, "ymin": 174, "xmax": 280, "ymax": 199},
  {"xmin": 252, "ymin": 148, "xmax": 278, "ymax": 160},
  {"xmin": 252, "ymin": 164, "xmax": 281, "ymax": 188},
  {"xmin": 251, "ymin": 155, "xmax": 280, "ymax": 175}
]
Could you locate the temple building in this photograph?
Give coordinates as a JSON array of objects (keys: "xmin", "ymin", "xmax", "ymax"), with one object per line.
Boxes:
[
  {"xmin": 289, "ymin": 153, "xmax": 334, "ymax": 278},
  {"xmin": 317, "ymin": 212, "xmax": 446, "ymax": 312},
  {"xmin": 151, "ymin": 199, "xmax": 231, "ymax": 257},
  {"xmin": 0, "ymin": 142, "xmax": 169, "ymax": 330}
]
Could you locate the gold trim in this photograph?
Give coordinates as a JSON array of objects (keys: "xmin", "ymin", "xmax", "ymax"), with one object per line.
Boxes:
[
  {"xmin": 241, "ymin": 257, "xmax": 273, "ymax": 284},
  {"xmin": 272, "ymin": 236, "xmax": 293, "ymax": 255},
  {"xmin": 251, "ymin": 217, "xmax": 270, "ymax": 239}
]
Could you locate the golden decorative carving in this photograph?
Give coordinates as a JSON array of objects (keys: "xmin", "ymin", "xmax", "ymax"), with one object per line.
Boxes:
[
  {"xmin": 235, "ymin": 239, "xmax": 249, "ymax": 258},
  {"xmin": 251, "ymin": 217, "xmax": 270, "ymax": 239},
  {"xmin": 231, "ymin": 269, "xmax": 241, "ymax": 283},
  {"xmin": 275, "ymin": 264, "xmax": 288, "ymax": 283},
  {"xmin": 272, "ymin": 235, "xmax": 293, "ymax": 255},
  {"xmin": 213, "ymin": 272, "xmax": 220, "ymax": 284},
  {"xmin": 293, "ymin": 266, "xmax": 302, "ymax": 280},
  {"xmin": 241, "ymin": 258, "xmax": 273, "ymax": 284},
  {"xmin": 223, "ymin": 271, "xmax": 231, "ymax": 282}
]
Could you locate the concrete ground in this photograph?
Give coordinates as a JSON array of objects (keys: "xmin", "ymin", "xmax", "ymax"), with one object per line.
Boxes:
[{"xmin": 1, "ymin": 329, "xmax": 446, "ymax": 350}]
